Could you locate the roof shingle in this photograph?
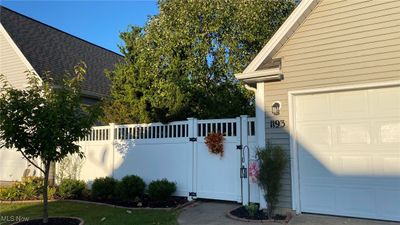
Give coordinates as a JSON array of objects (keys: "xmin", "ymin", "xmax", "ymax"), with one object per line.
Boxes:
[{"xmin": 0, "ymin": 6, "xmax": 123, "ymax": 98}]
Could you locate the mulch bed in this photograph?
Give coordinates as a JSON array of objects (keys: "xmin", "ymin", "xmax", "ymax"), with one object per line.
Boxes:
[
  {"xmin": 230, "ymin": 206, "xmax": 287, "ymax": 221},
  {"xmin": 85, "ymin": 195, "xmax": 188, "ymax": 208},
  {"xmin": 12, "ymin": 217, "xmax": 82, "ymax": 225}
]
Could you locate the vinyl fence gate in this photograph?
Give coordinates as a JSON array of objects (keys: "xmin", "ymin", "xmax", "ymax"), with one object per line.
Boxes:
[{"xmin": 76, "ymin": 116, "xmax": 258, "ymax": 204}]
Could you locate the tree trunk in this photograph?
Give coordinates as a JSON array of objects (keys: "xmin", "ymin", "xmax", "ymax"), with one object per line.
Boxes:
[{"xmin": 43, "ymin": 162, "xmax": 50, "ymax": 224}]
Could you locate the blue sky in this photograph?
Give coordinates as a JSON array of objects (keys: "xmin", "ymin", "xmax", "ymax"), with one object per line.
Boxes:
[{"xmin": 1, "ymin": 1, "xmax": 159, "ymax": 54}]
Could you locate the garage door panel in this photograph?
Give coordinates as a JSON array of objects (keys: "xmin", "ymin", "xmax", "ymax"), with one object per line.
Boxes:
[
  {"xmin": 335, "ymin": 187, "xmax": 375, "ymax": 215},
  {"xmin": 372, "ymin": 86, "xmax": 400, "ymax": 116},
  {"xmin": 337, "ymin": 123, "xmax": 371, "ymax": 144},
  {"xmin": 297, "ymin": 124, "xmax": 332, "ymax": 146},
  {"xmin": 295, "ymin": 94, "xmax": 331, "ymax": 122},
  {"xmin": 337, "ymin": 155, "xmax": 373, "ymax": 176},
  {"xmin": 376, "ymin": 190, "xmax": 400, "ymax": 219},
  {"xmin": 299, "ymin": 152, "xmax": 333, "ymax": 177},
  {"xmin": 300, "ymin": 185, "xmax": 335, "ymax": 213},
  {"xmin": 378, "ymin": 121, "xmax": 400, "ymax": 143},
  {"xmin": 332, "ymin": 90, "xmax": 369, "ymax": 119},
  {"xmin": 381, "ymin": 157, "xmax": 400, "ymax": 175},
  {"xmin": 295, "ymin": 85, "xmax": 400, "ymax": 221}
]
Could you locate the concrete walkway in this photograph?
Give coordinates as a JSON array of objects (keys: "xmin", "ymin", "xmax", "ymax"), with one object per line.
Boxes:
[{"xmin": 178, "ymin": 200, "xmax": 399, "ymax": 225}]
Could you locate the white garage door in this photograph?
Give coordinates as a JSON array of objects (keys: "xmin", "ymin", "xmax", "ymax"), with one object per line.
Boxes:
[{"xmin": 294, "ymin": 85, "xmax": 400, "ymax": 221}]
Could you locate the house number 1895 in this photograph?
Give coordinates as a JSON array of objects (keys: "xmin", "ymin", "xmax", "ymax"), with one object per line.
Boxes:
[{"xmin": 270, "ymin": 120, "xmax": 285, "ymax": 128}]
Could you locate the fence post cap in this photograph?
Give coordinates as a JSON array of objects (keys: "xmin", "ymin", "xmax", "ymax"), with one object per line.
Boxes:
[{"xmin": 240, "ymin": 115, "xmax": 249, "ymax": 118}]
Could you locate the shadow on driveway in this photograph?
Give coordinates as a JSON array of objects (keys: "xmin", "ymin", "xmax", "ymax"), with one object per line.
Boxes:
[{"xmin": 178, "ymin": 200, "xmax": 399, "ymax": 225}]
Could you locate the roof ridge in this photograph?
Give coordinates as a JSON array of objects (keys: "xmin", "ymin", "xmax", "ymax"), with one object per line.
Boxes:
[{"xmin": 0, "ymin": 5, "xmax": 124, "ymax": 57}]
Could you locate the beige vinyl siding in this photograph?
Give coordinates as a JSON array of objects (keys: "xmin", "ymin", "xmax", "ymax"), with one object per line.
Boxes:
[
  {"xmin": 0, "ymin": 28, "xmax": 29, "ymax": 89},
  {"xmin": 261, "ymin": 0, "xmax": 400, "ymax": 210}
]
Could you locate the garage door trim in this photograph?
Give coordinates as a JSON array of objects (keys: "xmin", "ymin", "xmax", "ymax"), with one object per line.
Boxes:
[{"xmin": 287, "ymin": 80, "xmax": 400, "ymax": 214}]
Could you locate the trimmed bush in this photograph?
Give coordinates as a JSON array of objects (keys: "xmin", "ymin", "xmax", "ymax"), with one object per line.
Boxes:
[
  {"xmin": 58, "ymin": 179, "xmax": 86, "ymax": 199},
  {"xmin": 91, "ymin": 177, "xmax": 117, "ymax": 200},
  {"xmin": 116, "ymin": 175, "xmax": 145, "ymax": 201},
  {"xmin": 148, "ymin": 179, "xmax": 176, "ymax": 201}
]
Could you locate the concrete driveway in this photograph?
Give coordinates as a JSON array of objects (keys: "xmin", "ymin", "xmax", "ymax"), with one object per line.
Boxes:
[{"xmin": 178, "ymin": 200, "xmax": 399, "ymax": 225}]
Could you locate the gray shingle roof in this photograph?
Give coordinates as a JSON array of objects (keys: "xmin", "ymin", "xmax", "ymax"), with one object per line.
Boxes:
[{"xmin": 0, "ymin": 6, "xmax": 123, "ymax": 99}]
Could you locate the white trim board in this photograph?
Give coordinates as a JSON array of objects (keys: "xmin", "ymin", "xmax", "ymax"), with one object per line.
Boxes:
[{"xmin": 287, "ymin": 80, "xmax": 400, "ymax": 213}]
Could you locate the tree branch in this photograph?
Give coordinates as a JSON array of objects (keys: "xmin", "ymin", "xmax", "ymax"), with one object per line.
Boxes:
[{"xmin": 19, "ymin": 150, "xmax": 45, "ymax": 174}]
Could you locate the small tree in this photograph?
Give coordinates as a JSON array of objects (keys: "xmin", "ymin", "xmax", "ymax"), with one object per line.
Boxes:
[
  {"xmin": 0, "ymin": 62, "xmax": 98, "ymax": 224},
  {"xmin": 256, "ymin": 143, "xmax": 288, "ymax": 218}
]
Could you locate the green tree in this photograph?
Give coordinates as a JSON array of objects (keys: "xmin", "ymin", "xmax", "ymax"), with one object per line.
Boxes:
[
  {"xmin": 0, "ymin": 62, "xmax": 99, "ymax": 224},
  {"xmin": 103, "ymin": 0, "xmax": 295, "ymax": 123}
]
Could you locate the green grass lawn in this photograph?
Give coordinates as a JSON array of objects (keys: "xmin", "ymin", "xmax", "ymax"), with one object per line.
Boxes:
[{"xmin": 0, "ymin": 201, "xmax": 178, "ymax": 225}]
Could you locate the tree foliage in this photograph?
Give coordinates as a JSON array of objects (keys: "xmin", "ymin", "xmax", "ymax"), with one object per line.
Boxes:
[
  {"xmin": 103, "ymin": 0, "xmax": 295, "ymax": 123},
  {"xmin": 0, "ymin": 62, "xmax": 99, "ymax": 223}
]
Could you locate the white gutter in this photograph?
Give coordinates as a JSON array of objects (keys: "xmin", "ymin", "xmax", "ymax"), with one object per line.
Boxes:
[
  {"xmin": 244, "ymin": 84, "xmax": 256, "ymax": 92},
  {"xmin": 237, "ymin": 68, "xmax": 283, "ymax": 87}
]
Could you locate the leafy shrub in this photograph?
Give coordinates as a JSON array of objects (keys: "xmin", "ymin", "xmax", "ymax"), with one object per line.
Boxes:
[
  {"xmin": 116, "ymin": 175, "xmax": 145, "ymax": 201},
  {"xmin": 0, "ymin": 176, "xmax": 55, "ymax": 201},
  {"xmin": 58, "ymin": 179, "xmax": 86, "ymax": 199},
  {"xmin": 47, "ymin": 187, "xmax": 56, "ymax": 200},
  {"xmin": 148, "ymin": 179, "xmax": 176, "ymax": 201},
  {"xmin": 19, "ymin": 176, "xmax": 43, "ymax": 199},
  {"xmin": 256, "ymin": 144, "xmax": 288, "ymax": 218},
  {"xmin": 0, "ymin": 186, "xmax": 21, "ymax": 200},
  {"xmin": 245, "ymin": 203, "xmax": 259, "ymax": 217},
  {"xmin": 91, "ymin": 177, "xmax": 117, "ymax": 200}
]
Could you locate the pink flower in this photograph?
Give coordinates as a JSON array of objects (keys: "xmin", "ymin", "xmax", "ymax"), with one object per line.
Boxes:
[{"xmin": 248, "ymin": 160, "xmax": 259, "ymax": 183}]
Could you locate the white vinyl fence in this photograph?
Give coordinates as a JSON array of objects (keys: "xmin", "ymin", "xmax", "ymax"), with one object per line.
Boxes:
[
  {"xmin": 77, "ymin": 116, "xmax": 259, "ymax": 204},
  {"xmin": 0, "ymin": 116, "xmax": 260, "ymax": 204}
]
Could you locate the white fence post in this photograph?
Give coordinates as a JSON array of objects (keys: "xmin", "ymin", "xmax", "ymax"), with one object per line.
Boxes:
[
  {"xmin": 235, "ymin": 116, "xmax": 242, "ymax": 203},
  {"xmin": 109, "ymin": 123, "xmax": 115, "ymax": 178},
  {"xmin": 187, "ymin": 118, "xmax": 197, "ymax": 200},
  {"xmin": 241, "ymin": 115, "xmax": 250, "ymax": 205}
]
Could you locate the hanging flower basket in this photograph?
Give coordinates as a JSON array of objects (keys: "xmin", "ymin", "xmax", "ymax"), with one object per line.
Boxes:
[{"xmin": 204, "ymin": 132, "xmax": 224, "ymax": 157}]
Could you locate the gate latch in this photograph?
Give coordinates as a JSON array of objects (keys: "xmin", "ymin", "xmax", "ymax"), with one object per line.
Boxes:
[
  {"xmin": 189, "ymin": 137, "xmax": 197, "ymax": 142},
  {"xmin": 236, "ymin": 145, "xmax": 243, "ymax": 150},
  {"xmin": 189, "ymin": 192, "xmax": 197, "ymax": 197}
]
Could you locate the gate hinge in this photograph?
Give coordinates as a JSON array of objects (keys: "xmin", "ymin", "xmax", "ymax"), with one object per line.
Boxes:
[
  {"xmin": 189, "ymin": 192, "xmax": 197, "ymax": 197},
  {"xmin": 236, "ymin": 145, "xmax": 243, "ymax": 150},
  {"xmin": 189, "ymin": 137, "xmax": 197, "ymax": 142}
]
